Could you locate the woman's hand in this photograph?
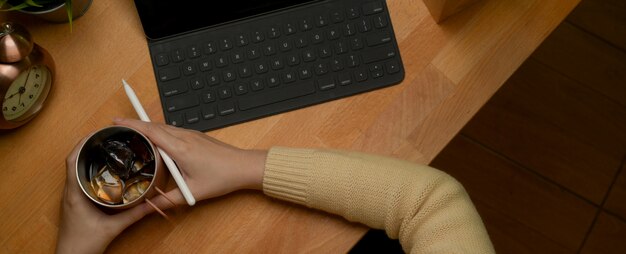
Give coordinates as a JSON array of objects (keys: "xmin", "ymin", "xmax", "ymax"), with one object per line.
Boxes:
[
  {"xmin": 113, "ymin": 118, "xmax": 267, "ymax": 208},
  {"xmin": 57, "ymin": 137, "xmax": 155, "ymax": 254}
]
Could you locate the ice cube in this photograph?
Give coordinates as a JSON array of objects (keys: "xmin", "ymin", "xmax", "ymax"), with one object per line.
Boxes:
[{"xmin": 90, "ymin": 166, "xmax": 124, "ymax": 204}]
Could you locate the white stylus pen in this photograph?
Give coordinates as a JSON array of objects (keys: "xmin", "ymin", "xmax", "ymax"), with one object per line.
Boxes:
[{"xmin": 122, "ymin": 79, "xmax": 196, "ymax": 206}]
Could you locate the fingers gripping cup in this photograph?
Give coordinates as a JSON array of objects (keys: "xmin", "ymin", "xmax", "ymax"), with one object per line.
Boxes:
[{"xmin": 76, "ymin": 126, "xmax": 167, "ymax": 209}]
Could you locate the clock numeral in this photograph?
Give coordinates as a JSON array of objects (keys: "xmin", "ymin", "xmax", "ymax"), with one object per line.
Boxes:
[
  {"xmin": 12, "ymin": 106, "xmax": 16, "ymax": 111},
  {"xmin": 20, "ymin": 102, "xmax": 25, "ymax": 107},
  {"xmin": 36, "ymin": 74, "xmax": 40, "ymax": 79},
  {"xmin": 34, "ymin": 83, "xmax": 40, "ymax": 88},
  {"xmin": 29, "ymin": 94, "xmax": 33, "ymax": 99}
]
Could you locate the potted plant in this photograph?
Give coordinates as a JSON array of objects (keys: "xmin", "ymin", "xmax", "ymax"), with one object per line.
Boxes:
[{"xmin": 0, "ymin": 0, "xmax": 92, "ymax": 28}]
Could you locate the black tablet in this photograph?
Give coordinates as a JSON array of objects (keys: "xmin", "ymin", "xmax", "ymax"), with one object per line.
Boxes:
[{"xmin": 134, "ymin": 0, "xmax": 322, "ymax": 40}]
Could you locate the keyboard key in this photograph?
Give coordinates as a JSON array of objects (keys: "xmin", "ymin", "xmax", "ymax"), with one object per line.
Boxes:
[
  {"xmin": 370, "ymin": 64, "xmax": 384, "ymax": 78},
  {"xmin": 218, "ymin": 101, "xmax": 236, "ymax": 116},
  {"xmin": 386, "ymin": 60, "xmax": 400, "ymax": 74},
  {"xmin": 171, "ymin": 49, "xmax": 184, "ymax": 62},
  {"xmin": 199, "ymin": 58, "xmax": 212, "ymax": 71},
  {"xmin": 300, "ymin": 18, "xmax": 312, "ymax": 31},
  {"xmin": 158, "ymin": 67, "xmax": 181, "ymax": 82},
  {"xmin": 315, "ymin": 62, "xmax": 329, "ymax": 75},
  {"xmin": 202, "ymin": 89, "xmax": 215, "ymax": 103},
  {"xmin": 253, "ymin": 31, "xmax": 265, "ymax": 43},
  {"xmin": 366, "ymin": 31, "xmax": 392, "ymax": 46},
  {"xmin": 248, "ymin": 48, "xmax": 261, "ymax": 60},
  {"xmin": 267, "ymin": 74, "xmax": 281, "ymax": 87},
  {"xmin": 239, "ymin": 65, "xmax": 252, "ymax": 78},
  {"xmin": 347, "ymin": 54, "xmax": 359, "ymax": 67},
  {"xmin": 256, "ymin": 62, "xmax": 269, "ymax": 74},
  {"xmin": 186, "ymin": 111, "xmax": 200, "ymax": 124},
  {"xmin": 250, "ymin": 79, "xmax": 265, "ymax": 91},
  {"xmin": 374, "ymin": 15, "xmax": 388, "ymax": 28},
  {"xmin": 166, "ymin": 94, "xmax": 199, "ymax": 112},
  {"xmin": 346, "ymin": 7, "xmax": 360, "ymax": 19},
  {"xmin": 239, "ymin": 81, "xmax": 316, "ymax": 110},
  {"xmin": 268, "ymin": 26, "xmax": 281, "ymax": 39},
  {"xmin": 331, "ymin": 11, "xmax": 344, "ymax": 23},
  {"xmin": 316, "ymin": 14, "xmax": 329, "ymax": 27},
  {"xmin": 182, "ymin": 63, "xmax": 196, "ymax": 76},
  {"xmin": 362, "ymin": 2, "xmax": 384, "ymax": 15},
  {"xmin": 188, "ymin": 45, "xmax": 201, "ymax": 58},
  {"xmin": 235, "ymin": 83, "xmax": 248, "ymax": 95},
  {"xmin": 338, "ymin": 72, "xmax": 353, "ymax": 85},
  {"xmin": 295, "ymin": 37, "xmax": 308, "ymax": 48},
  {"xmin": 271, "ymin": 57, "xmax": 284, "ymax": 70},
  {"xmin": 279, "ymin": 40, "xmax": 292, "ymax": 52},
  {"xmin": 202, "ymin": 105, "xmax": 216, "ymax": 119},
  {"xmin": 190, "ymin": 77, "xmax": 205, "ymax": 90},
  {"xmin": 344, "ymin": 23, "xmax": 356, "ymax": 36},
  {"xmin": 335, "ymin": 41, "xmax": 348, "ymax": 54},
  {"xmin": 218, "ymin": 86, "xmax": 232, "ymax": 99},
  {"xmin": 355, "ymin": 68, "xmax": 368, "ymax": 82},
  {"xmin": 207, "ymin": 73, "xmax": 220, "ymax": 86},
  {"xmin": 155, "ymin": 54, "xmax": 169, "ymax": 66},
  {"xmin": 264, "ymin": 44, "xmax": 276, "ymax": 56},
  {"xmin": 350, "ymin": 37, "xmax": 364, "ymax": 50},
  {"xmin": 282, "ymin": 71, "xmax": 296, "ymax": 84},
  {"xmin": 299, "ymin": 67, "xmax": 312, "ymax": 79},
  {"xmin": 287, "ymin": 53, "xmax": 300, "ymax": 66},
  {"xmin": 231, "ymin": 51, "xmax": 244, "ymax": 63},
  {"xmin": 285, "ymin": 23, "xmax": 297, "ymax": 35},
  {"xmin": 236, "ymin": 34, "xmax": 249, "ymax": 47},
  {"xmin": 358, "ymin": 19, "xmax": 372, "ymax": 32},
  {"xmin": 303, "ymin": 50, "xmax": 316, "ymax": 62},
  {"xmin": 215, "ymin": 55, "xmax": 228, "ymax": 68},
  {"xmin": 204, "ymin": 41, "xmax": 217, "ymax": 54},
  {"xmin": 317, "ymin": 77, "xmax": 336, "ymax": 91},
  {"xmin": 319, "ymin": 46, "xmax": 332, "ymax": 58},
  {"xmin": 362, "ymin": 45, "xmax": 397, "ymax": 63},
  {"xmin": 328, "ymin": 28, "xmax": 341, "ymax": 40},
  {"xmin": 223, "ymin": 69, "xmax": 236, "ymax": 82},
  {"xmin": 162, "ymin": 81, "xmax": 188, "ymax": 97},
  {"xmin": 167, "ymin": 113, "xmax": 183, "ymax": 127},
  {"xmin": 311, "ymin": 32, "xmax": 324, "ymax": 44},
  {"xmin": 331, "ymin": 58, "xmax": 344, "ymax": 71},
  {"xmin": 220, "ymin": 38, "xmax": 233, "ymax": 50}
]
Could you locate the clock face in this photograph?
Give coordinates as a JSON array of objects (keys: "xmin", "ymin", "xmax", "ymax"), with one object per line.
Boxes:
[{"xmin": 2, "ymin": 65, "xmax": 51, "ymax": 122}]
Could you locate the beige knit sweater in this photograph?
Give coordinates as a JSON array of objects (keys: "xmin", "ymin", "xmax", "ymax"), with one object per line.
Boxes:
[{"xmin": 262, "ymin": 147, "xmax": 494, "ymax": 253}]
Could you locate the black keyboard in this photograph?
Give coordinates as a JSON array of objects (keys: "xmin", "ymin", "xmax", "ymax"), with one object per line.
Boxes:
[{"xmin": 148, "ymin": 0, "xmax": 405, "ymax": 131}]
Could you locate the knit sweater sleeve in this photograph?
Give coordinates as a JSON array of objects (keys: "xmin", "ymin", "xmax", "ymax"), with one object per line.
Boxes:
[{"xmin": 262, "ymin": 147, "xmax": 494, "ymax": 253}]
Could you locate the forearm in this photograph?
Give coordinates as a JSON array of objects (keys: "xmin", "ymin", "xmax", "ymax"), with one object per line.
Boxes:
[{"xmin": 262, "ymin": 147, "xmax": 494, "ymax": 253}]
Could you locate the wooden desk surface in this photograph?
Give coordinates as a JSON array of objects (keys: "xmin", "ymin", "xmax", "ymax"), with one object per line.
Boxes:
[{"xmin": 0, "ymin": 0, "xmax": 579, "ymax": 252}]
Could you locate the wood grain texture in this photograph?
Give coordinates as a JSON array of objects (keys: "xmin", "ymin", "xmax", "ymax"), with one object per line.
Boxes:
[
  {"xmin": 461, "ymin": 58, "xmax": 626, "ymax": 204},
  {"xmin": 431, "ymin": 136, "xmax": 596, "ymax": 252},
  {"xmin": 422, "ymin": 0, "xmax": 482, "ymax": 23},
  {"xmin": 0, "ymin": 0, "xmax": 579, "ymax": 252},
  {"xmin": 567, "ymin": 0, "xmax": 626, "ymax": 51},
  {"xmin": 605, "ymin": 163, "xmax": 626, "ymax": 220},
  {"xmin": 580, "ymin": 212, "xmax": 626, "ymax": 254}
]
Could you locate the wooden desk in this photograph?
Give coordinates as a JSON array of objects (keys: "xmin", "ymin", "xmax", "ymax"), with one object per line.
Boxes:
[{"xmin": 0, "ymin": 0, "xmax": 579, "ymax": 252}]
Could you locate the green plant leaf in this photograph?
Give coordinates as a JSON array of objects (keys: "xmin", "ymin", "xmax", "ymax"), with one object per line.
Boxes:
[
  {"xmin": 25, "ymin": 0, "xmax": 43, "ymax": 7},
  {"xmin": 66, "ymin": 0, "xmax": 72, "ymax": 32},
  {"xmin": 7, "ymin": 2, "xmax": 30, "ymax": 10}
]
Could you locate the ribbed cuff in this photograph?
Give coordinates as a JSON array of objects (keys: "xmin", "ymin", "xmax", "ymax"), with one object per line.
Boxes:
[{"xmin": 262, "ymin": 147, "xmax": 315, "ymax": 206}]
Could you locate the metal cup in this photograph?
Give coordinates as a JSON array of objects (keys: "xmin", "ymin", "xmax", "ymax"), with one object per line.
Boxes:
[{"xmin": 75, "ymin": 126, "xmax": 166, "ymax": 209}]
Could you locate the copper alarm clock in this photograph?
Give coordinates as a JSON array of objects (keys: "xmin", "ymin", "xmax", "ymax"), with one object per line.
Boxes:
[{"xmin": 0, "ymin": 22, "xmax": 55, "ymax": 130}]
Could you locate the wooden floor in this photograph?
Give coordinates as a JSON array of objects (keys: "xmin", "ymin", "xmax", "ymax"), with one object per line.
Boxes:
[{"xmin": 430, "ymin": 0, "xmax": 626, "ymax": 253}]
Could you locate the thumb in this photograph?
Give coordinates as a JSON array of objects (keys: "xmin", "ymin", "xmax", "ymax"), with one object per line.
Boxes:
[{"xmin": 111, "ymin": 202, "xmax": 152, "ymax": 229}]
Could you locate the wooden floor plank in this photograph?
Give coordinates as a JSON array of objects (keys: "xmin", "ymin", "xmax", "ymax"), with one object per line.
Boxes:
[
  {"xmin": 580, "ymin": 212, "xmax": 626, "ymax": 254},
  {"xmin": 431, "ymin": 136, "xmax": 597, "ymax": 252},
  {"xmin": 604, "ymin": 163, "xmax": 626, "ymax": 220},
  {"xmin": 531, "ymin": 22, "xmax": 626, "ymax": 108},
  {"xmin": 567, "ymin": 0, "xmax": 626, "ymax": 51},
  {"xmin": 460, "ymin": 59, "xmax": 624, "ymax": 203}
]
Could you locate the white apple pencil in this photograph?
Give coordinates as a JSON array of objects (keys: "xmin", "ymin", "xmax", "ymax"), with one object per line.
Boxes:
[{"xmin": 122, "ymin": 79, "xmax": 196, "ymax": 206}]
